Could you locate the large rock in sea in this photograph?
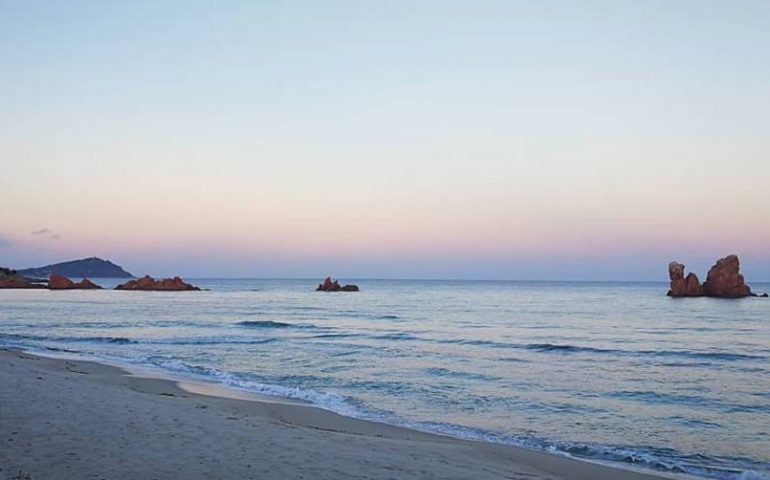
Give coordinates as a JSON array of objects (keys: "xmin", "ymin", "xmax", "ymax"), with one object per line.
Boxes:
[
  {"xmin": 702, "ymin": 254, "xmax": 752, "ymax": 298},
  {"xmin": 316, "ymin": 277, "xmax": 359, "ymax": 292},
  {"xmin": 48, "ymin": 273, "xmax": 103, "ymax": 290},
  {"xmin": 115, "ymin": 275, "xmax": 200, "ymax": 291},
  {"xmin": 667, "ymin": 262, "xmax": 703, "ymax": 297}
]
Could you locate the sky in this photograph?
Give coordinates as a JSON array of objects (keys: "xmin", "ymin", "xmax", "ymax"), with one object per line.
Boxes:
[{"xmin": 1, "ymin": 0, "xmax": 769, "ymax": 280}]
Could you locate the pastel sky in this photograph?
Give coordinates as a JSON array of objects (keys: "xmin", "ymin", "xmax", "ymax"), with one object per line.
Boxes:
[{"xmin": 1, "ymin": 1, "xmax": 769, "ymax": 280}]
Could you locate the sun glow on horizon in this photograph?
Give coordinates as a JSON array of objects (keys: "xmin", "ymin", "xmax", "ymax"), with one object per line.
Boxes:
[{"xmin": 2, "ymin": 1, "xmax": 769, "ymax": 279}]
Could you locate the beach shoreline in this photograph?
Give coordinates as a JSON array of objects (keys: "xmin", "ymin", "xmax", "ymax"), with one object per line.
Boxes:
[{"xmin": 0, "ymin": 348, "xmax": 691, "ymax": 480}]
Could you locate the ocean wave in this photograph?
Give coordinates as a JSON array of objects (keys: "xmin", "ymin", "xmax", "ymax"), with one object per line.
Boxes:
[
  {"xmin": 8, "ymin": 345, "xmax": 768, "ymax": 480},
  {"xmin": 233, "ymin": 308, "xmax": 400, "ymax": 321},
  {"xmin": 0, "ymin": 333, "xmax": 137, "ymax": 344},
  {"xmin": 364, "ymin": 417, "xmax": 770, "ymax": 480},
  {"xmin": 5, "ymin": 331, "xmax": 763, "ymax": 366},
  {"xmin": 554, "ymin": 443, "xmax": 770, "ymax": 480},
  {"xmin": 151, "ymin": 336, "xmax": 277, "ymax": 346},
  {"xmin": 434, "ymin": 339, "xmax": 765, "ymax": 362},
  {"xmin": 371, "ymin": 332, "xmax": 420, "ymax": 341},
  {"xmin": 526, "ymin": 343, "xmax": 614, "ymax": 353},
  {"xmin": 103, "ymin": 337, "xmax": 135, "ymax": 344},
  {"xmin": 310, "ymin": 333, "xmax": 363, "ymax": 339},
  {"xmin": 0, "ymin": 333, "xmax": 276, "ymax": 347},
  {"xmin": 437, "ymin": 338, "xmax": 507, "ymax": 347},
  {"xmin": 423, "ymin": 367, "xmax": 501, "ymax": 381},
  {"xmin": 2, "ymin": 321, "xmax": 130, "ymax": 329},
  {"xmin": 237, "ymin": 320, "xmax": 295, "ymax": 328},
  {"xmin": 143, "ymin": 357, "xmax": 363, "ymax": 417},
  {"xmin": 524, "ymin": 343, "xmax": 765, "ymax": 362},
  {"xmin": 326, "ymin": 311, "xmax": 402, "ymax": 321},
  {"xmin": 668, "ymin": 351, "xmax": 764, "ymax": 361}
]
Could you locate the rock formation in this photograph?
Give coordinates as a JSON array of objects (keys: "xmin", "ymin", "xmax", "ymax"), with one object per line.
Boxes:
[
  {"xmin": 48, "ymin": 273, "xmax": 103, "ymax": 290},
  {"xmin": 0, "ymin": 267, "xmax": 46, "ymax": 289},
  {"xmin": 316, "ymin": 277, "xmax": 359, "ymax": 292},
  {"xmin": 115, "ymin": 275, "xmax": 200, "ymax": 291},
  {"xmin": 702, "ymin": 254, "xmax": 752, "ymax": 298},
  {"xmin": 667, "ymin": 254, "xmax": 757, "ymax": 298},
  {"xmin": 667, "ymin": 262, "xmax": 703, "ymax": 297},
  {"xmin": 0, "ymin": 277, "xmax": 46, "ymax": 289}
]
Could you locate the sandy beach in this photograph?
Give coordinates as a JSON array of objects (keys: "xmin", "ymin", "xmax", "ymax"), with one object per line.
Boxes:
[{"xmin": 0, "ymin": 348, "xmax": 682, "ymax": 480}]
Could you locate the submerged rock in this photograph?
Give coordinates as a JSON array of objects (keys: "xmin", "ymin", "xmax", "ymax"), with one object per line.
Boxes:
[
  {"xmin": 667, "ymin": 262, "xmax": 703, "ymax": 297},
  {"xmin": 316, "ymin": 277, "xmax": 359, "ymax": 292},
  {"xmin": 48, "ymin": 273, "xmax": 103, "ymax": 290},
  {"xmin": 115, "ymin": 275, "xmax": 200, "ymax": 291},
  {"xmin": 702, "ymin": 255, "xmax": 752, "ymax": 298}
]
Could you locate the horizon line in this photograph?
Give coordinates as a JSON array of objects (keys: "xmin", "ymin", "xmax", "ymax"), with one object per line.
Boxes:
[{"xmin": 90, "ymin": 276, "xmax": 770, "ymax": 284}]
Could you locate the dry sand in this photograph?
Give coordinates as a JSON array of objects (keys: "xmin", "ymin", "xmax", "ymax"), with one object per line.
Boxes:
[{"xmin": 0, "ymin": 348, "xmax": 683, "ymax": 480}]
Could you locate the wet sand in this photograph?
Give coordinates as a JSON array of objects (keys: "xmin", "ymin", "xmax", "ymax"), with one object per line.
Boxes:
[{"xmin": 0, "ymin": 348, "xmax": 684, "ymax": 480}]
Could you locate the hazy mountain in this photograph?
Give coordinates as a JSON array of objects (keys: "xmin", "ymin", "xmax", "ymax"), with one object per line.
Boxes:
[{"xmin": 18, "ymin": 257, "xmax": 133, "ymax": 278}]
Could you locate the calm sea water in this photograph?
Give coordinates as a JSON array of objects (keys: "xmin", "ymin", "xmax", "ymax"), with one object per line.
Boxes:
[{"xmin": 1, "ymin": 279, "xmax": 769, "ymax": 479}]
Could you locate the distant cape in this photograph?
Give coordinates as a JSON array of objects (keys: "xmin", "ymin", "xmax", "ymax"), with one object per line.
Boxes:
[{"xmin": 18, "ymin": 257, "xmax": 133, "ymax": 278}]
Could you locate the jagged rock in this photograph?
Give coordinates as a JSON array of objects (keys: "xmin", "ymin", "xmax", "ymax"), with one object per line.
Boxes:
[
  {"xmin": 669, "ymin": 262, "xmax": 685, "ymax": 282},
  {"xmin": 684, "ymin": 273, "xmax": 704, "ymax": 296},
  {"xmin": 316, "ymin": 277, "xmax": 359, "ymax": 292},
  {"xmin": 77, "ymin": 278, "xmax": 102, "ymax": 289},
  {"xmin": 761, "ymin": 293, "xmax": 769, "ymax": 298},
  {"xmin": 668, "ymin": 262, "xmax": 685, "ymax": 296},
  {"xmin": 667, "ymin": 255, "xmax": 757, "ymax": 298},
  {"xmin": 667, "ymin": 262, "xmax": 703, "ymax": 297},
  {"xmin": 48, "ymin": 273, "xmax": 75, "ymax": 289},
  {"xmin": 702, "ymin": 254, "xmax": 752, "ymax": 298},
  {"xmin": 115, "ymin": 275, "xmax": 200, "ymax": 291},
  {"xmin": 48, "ymin": 273, "xmax": 103, "ymax": 290}
]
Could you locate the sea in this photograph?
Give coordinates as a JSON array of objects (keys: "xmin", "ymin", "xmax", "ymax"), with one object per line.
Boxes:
[{"xmin": 1, "ymin": 279, "xmax": 768, "ymax": 479}]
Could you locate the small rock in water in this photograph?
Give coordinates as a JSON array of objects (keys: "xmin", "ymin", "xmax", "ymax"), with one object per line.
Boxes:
[
  {"xmin": 48, "ymin": 273, "xmax": 103, "ymax": 290},
  {"xmin": 115, "ymin": 275, "xmax": 200, "ymax": 291},
  {"xmin": 316, "ymin": 277, "xmax": 359, "ymax": 292}
]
